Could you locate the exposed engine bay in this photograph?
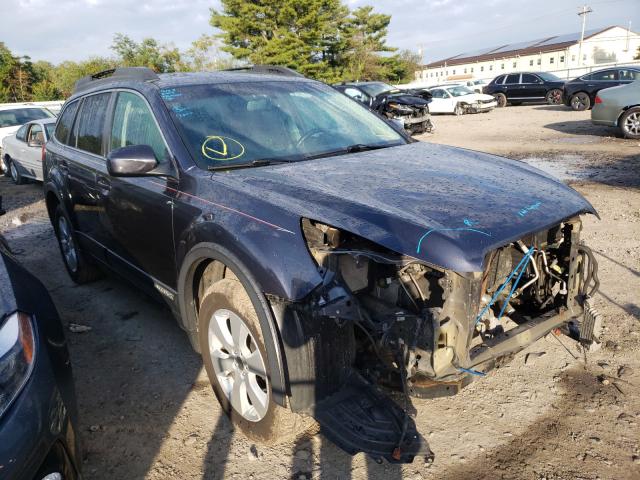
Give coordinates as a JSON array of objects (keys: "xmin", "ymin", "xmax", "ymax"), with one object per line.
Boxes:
[{"xmin": 301, "ymin": 217, "xmax": 600, "ymax": 398}]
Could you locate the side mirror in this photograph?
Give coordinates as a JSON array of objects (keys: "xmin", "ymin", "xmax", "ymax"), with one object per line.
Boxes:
[{"xmin": 107, "ymin": 145, "xmax": 158, "ymax": 177}]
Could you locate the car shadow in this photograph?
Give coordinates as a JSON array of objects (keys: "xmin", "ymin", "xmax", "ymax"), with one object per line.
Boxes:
[
  {"xmin": 543, "ymin": 119, "xmax": 620, "ymax": 137},
  {"xmin": 532, "ymin": 105, "xmax": 571, "ymax": 112}
]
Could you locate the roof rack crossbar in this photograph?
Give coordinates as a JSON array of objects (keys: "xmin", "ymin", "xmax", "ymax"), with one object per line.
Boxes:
[
  {"xmin": 222, "ymin": 65, "xmax": 305, "ymax": 78},
  {"xmin": 73, "ymin": 67, "xmax": 160, "ymax": 94}
]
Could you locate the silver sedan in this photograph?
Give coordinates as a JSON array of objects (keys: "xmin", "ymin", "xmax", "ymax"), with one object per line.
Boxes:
[
  {"xmin": 1, "ymin": 118, "xmax": 56, "ymax": 183},
  {"xmin": 591, "ymin": 80, "xmax": 640, "ymax": 139}
]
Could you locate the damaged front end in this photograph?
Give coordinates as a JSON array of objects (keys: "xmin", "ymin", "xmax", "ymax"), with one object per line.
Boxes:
[
  {"xmin": 383, "ymin": 102, "xmax": 434, "ymax": 135},
  {"xmin": 271, "ymin": 217, "xmax": 600, "ymax": 463}
]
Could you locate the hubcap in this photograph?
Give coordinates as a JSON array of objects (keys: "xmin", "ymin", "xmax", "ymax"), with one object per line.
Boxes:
[
  {"xmin": 208, "ymin": 308, "xmax": 269, "ymax": 422},
  {"xmin": 624, "ymin": 112, "xmax": 640, "ymax": 135},
  {"xmin": 57, "ymin": 216, "xmax": 78, "ymax": 272}
]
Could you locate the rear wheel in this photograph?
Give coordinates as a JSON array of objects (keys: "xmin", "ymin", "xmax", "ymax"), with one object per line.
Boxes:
[
  {"xmin": 8, "ymin": 158, "xmax": 24, "ymax": 185},
  {"xmin": 546, "ymin": 88, "xmax": 563, "ymax": 105},
  {"xmin": 199, "ymin": 278, "xmax": 314, "ymax": 444},
  {"xmin": 53, "ymin": 205, "xmax": 102, "ymax": 284},
  {"xmin": 570, "ymin": 92, "xmax": 591, "ymax": 111},
  {"xmin": 620, "ymin": 107, "xmax": 640, "ymax": 139},
  {"xmin": 493, "ymin": 93, "xmax": 507, "ymax": 108}
]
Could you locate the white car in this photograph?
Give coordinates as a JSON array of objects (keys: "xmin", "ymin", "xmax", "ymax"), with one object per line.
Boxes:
[
  {"xmin": 0, "ymin": 104, "xmax": 56, "ymax": 174},
  {"xmin": 427, "ymin": 85, "xmax": 497, "ymax": 115},
  {"xmin": 462, "ymin": 79, "xmax": 490, "ymax": 93},
  {"xmin": 2, "ymin": 118, "xmax": 56, "ymax": 183}
]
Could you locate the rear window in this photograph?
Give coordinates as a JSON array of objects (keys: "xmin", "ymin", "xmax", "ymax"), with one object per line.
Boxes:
[
  {"xmin": 55, "ymin": 101, "xmax": 80, "ymax": 145},
  {"xmin": 505, "ymin": 74, "xmax": 520, "ymax": 84},
  {"xmin": 74, "ymin": 93, "xmax": 111, "ymax": 155},
  {"xmin": 0, "ymin": 107, "xmax": 53, "ymax": 128},
  {"xmin": 584, "ymin": 70, "xmax": 617, "ymax": 81}
]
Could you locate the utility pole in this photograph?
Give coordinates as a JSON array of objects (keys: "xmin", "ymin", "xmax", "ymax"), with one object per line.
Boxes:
[
  {"xmin": 625, "ymin": 21, "xmax": 631, "ymax": 52},
  {"xmin": 577, "ymin": 5, "xmax": 593, "ymax": 66}
]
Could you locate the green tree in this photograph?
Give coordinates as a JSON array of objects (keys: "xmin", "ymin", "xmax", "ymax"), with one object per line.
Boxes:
[
  {"xmin": 111, "ymin": 34, "xmax": 181, "ymax": 73},
  {"xmin": 0, "ymin": 44, "xmax": 38, "ymax": 102},
  {"xmin": 210, "ymin": 0, "xmax": 350, "ymax": 81},
  {"xmin": 179, "ymin": 34, "xmax": 238, "ymax": 71},
  {"xmin": 51, "ymin": 57, "xmax": 118, "ymax": 98},
  {"xmin": 342, "ymin": 6, "xmax": 395, "ymax": 81},
  {"xmin": 378, "ymin": 49, "xmax": 421, "ymax": 83}
]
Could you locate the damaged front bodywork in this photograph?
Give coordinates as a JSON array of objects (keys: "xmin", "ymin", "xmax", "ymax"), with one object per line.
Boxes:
[{"xmin": 272, "ymin": 215, "xmax": 599, "ymax": 463}]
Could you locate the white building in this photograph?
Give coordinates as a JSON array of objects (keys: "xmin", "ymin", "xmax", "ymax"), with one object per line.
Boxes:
[{"xmin": 413, "ymin": 26, "xmax": 640, "ymax": 86}]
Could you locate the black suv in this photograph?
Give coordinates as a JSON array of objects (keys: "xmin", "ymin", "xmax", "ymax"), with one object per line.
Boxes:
[
  {"xmin": 563, "ymin": 66, "xmax": 640, "ymax": 111},
  {"xmin": 44, "ymin": 66, "xmax": 600, "ymax": 463},
  {"xmin": 333, "ymin": 81, "xmax": 433, "ymax": 134},
  {"xmin": 483, "ymin": 72, "xmax": 565, "ymax": 107}
]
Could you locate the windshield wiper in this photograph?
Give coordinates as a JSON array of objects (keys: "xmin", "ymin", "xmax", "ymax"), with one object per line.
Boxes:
[
  {"xmin": 208, "ymin": 158, "xmax": 295, "ymax": 171},
  {"xmin": 303, "ymin": 143, "xmax": 396, "ymax": 161}
]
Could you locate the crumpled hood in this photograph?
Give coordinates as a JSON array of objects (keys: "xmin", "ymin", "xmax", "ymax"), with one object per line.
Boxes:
[
  {"xmin": 383, "ymin": 93, "xmax": 429, "ymax": 106},
  {"xmin": 206, "ymin": 142, "xmax": 596, "ymax": 272}
]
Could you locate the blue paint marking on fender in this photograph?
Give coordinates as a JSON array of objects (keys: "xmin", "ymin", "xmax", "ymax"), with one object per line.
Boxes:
[{"xmin": 416, "ymin": 226, "xmax": 491, "ymax": 254}]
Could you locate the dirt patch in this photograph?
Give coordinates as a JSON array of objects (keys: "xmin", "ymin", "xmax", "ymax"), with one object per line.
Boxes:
[{"xmin": 0, "ymin": 104, "xmax": 639, "ymax": 479}]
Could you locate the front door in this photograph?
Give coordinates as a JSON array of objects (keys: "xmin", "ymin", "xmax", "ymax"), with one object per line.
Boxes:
[{"xmin": 96, "ymin": 90, "xmax": 178, "ymax": 290}]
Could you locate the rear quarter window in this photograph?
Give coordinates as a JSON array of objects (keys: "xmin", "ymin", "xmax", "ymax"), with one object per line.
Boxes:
[{"xmin": 55, "ymin": 101, "xmax": 80, "ymax": 145}]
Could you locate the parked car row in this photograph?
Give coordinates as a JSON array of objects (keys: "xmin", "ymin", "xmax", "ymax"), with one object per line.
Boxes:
[{"xmin": 482, "ymin": 66, "xmax": 640, "ymax": 112}]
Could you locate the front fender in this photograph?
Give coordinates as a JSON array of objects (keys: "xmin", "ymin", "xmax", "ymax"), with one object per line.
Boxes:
[{"xmin": 176, "ymin": 241, "xmax": 292, "ymax": 406}]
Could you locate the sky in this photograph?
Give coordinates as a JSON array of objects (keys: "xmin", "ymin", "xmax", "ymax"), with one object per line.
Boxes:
[{"xmin": 1, "ymin": 0, "xmax": 639, "ymax": 65}]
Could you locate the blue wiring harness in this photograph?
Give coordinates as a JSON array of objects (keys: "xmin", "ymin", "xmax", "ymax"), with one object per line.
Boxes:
[{"xmin": 458, "ymin": 245, "xmax": 535, "ymax": 378}]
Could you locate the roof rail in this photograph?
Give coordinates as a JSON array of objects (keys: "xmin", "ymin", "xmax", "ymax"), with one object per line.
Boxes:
[
  {"xmin": 222, "ymin": 65, "xmax": 305, "ymax": 78},
  {"xmin": 73, "ymin": 67, "xmax": 160, "ymax": 94}
]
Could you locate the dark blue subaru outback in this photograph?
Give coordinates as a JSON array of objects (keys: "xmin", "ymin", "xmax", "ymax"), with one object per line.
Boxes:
[{"xmin": 43, "ymin": 66, "xmax": 600, "ymax": 463}]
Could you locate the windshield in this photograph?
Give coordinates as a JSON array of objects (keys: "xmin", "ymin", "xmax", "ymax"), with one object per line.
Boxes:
[
  {"xmin": 0, "ymin": 108, "xmax": 53, "ymax": 128},
  {"xmin": 357, "ymin": 82, "xmax": 397, "ymax": 97},
  {"xmin": 447, "ymin": 86, "xmax": 475, "ymax": 97},
  {"xmin": 161, "ymin": 80, "xmax": 406, "ymax": 170},
  {"xmin": 537, "ymin": 72, "xmax": 562, "ymax": 82}
]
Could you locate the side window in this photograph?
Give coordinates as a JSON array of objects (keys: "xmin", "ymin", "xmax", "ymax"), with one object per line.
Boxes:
[
  {"xmin": 521, "ymin": 74, "xmax": 540, "ymax": 83},
  {"xmin": 28, "ymin": 124, "xmax": 44, "ymax": 145},
  {"xmin": 343, "ymin": 87, "xmax": 367, "ymax": 103},
  {"xmin": 430, "ymin": 89, "xmax": 446, "ymax": 99},
  {"xmin": 55, "ymin": 101, "xmax": 79, "ymax": 145},
  {"xmin": 74, "ymin": 93, "xmax": 111, "ymax": 155},
  {"xmin": 110, "ymin": 92, "xmax": 169, "ymax": 163},
  {"xmin": 590, "ymin": 70, "xmax": 617, "ymax": 81},
  {"xmin": 505, "ymin": 74, "xmax": 520, "ymax": 84},
  {"xmin": 15, "ymin": 125, "xmax": 28, "ymax": 142},
  {"xmin": 619, "ymin": 69, "xmax": 640, "ymax": 81}
]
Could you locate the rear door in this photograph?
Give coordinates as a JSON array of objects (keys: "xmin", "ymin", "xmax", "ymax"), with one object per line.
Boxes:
[
  {"xmin": 503, "ymin": 74, "xmax": 522, "ymax": 99},
  {"xmin": 97, "ymin": 90, "xmax": 177, "ymax": 290}
]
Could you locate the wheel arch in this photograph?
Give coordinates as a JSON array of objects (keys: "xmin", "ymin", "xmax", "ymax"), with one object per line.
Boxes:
[
  {"xmin": 177, "ymin": 241, "xmax": 290, "ymax": 407},
  {"xmin": 617, "ymin": 104, "xmax": 640, "ymax": 126}
]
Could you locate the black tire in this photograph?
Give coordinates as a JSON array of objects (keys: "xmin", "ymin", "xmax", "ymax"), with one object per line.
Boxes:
[
  {"xmin": 570, "ymin": 92, "xmax": 591, "ymax": 111},
  {"xmin": 619, "ymin": 106, "xmax": 640, "ymax": 139},
  {"xmin": 53, "ymin": 205, "xmax": 102, "ymax": 284},
  {"xmin": 546, "ymin": 88, "xmax": 563, "ymax": 105},
  {"xmin": 494, "ymin": 93, "xmax": 507, "ymax": 108},
  {"xmin": 453, "ymin": 103, "xmax": 464, "ymax": 116},
  {"xmin": 8, "ymin": 158, "xmax": 25, "ymax": 185},
  {"xmin": 199, "ymin": 278, "xmax": 314, "ymax": 445}
]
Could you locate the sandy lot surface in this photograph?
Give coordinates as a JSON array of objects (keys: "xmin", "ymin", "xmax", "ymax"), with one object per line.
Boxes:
[{"xmin": 0, "ymin": 104, "xmax": 639, "ymax": 480}]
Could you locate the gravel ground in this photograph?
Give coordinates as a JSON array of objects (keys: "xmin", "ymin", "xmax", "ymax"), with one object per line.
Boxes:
[{"xmin": 0, "ymin": 104, "xmax": 639, "ymax": 480}]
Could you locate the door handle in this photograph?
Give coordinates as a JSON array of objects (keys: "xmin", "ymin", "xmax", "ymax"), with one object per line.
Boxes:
[{"xmin": 96, "ymin": 176, "xmax": 111, "ymax": 191}]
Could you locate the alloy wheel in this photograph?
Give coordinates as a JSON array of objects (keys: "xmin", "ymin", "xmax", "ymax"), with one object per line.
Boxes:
[
  {"xmin": 208, "ymin": 308, "xmax": 269, "ymax": 422},
  {"xmin": 547, "ymin": 89, "xmax": 562, "ymax": 105},
  {"xmin": 10, "ymin": 162, "xmax": 18, "ymax": 183},
  {"xmin": 571, "ymin": 93, "xmax": 589, "ymax": 111},
  {"xmin": 57, "ymin": 216, "xmax": 78, "ymax": 272},
  {"xmin": 623, "ymin": 111, "xmax": 640, "ymax": 137}
]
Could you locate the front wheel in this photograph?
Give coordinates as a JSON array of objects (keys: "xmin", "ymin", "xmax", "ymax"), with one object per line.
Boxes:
[
  {"xmin": 620, "ymin": 107, "xmax": 640, "ymax": 139},
  {"xmin": 199, "ymin": 278, "xmax": 314, "ymax": 444},
  {"xmin": 493, "ymin": 93, "xmax": 507, "ymax": 108},
  {"xmin": 8, "ymin": 159, "xmax": 25, "ymax": 185},
  {"xmin": 546, "ymin": 89, "xmax": 563, "ymax": 105},
  {"xmin": 453, "ymin": 103, "xmax": 464, "ymax": 116},
  {"xmin": 570, "ymin": 92, "xmax": 591, "ymax": 111}
]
